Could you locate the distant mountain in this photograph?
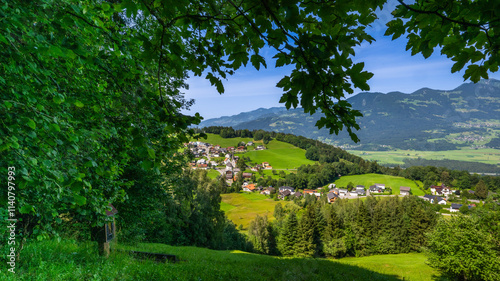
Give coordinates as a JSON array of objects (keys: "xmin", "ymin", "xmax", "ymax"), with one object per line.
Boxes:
[
  {"xmin": 197, "ymin": 107, "xmax": 287, "ymax": 128},
  {"xmin": 200, "ymin": 79, "xmax": 500, "ymax": 151}
]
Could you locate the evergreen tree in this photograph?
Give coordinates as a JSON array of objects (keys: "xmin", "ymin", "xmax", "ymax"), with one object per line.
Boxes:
[
  {"xmin": 475, "ymin": 180, "xmax": 488, "ymax": 199},
  {"xmin": 295, "ymin": 206, "xmax": 317, "ymax": 257},
  {"xmin": 278, "ymin": 211, "xmax": 299, "ymax": 256}
]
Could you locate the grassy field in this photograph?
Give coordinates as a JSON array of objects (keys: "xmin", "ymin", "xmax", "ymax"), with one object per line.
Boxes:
[
  {"xmin": 5, "ymin": 239, "xmax": 443, "ymax": 281},
  {"xmin": 206, "ymin": 169, "xmax": 221, "ymax": 179},
  {"xmin": 192, "ymin": 133, "xmax": 259, "ymax": 147},
  {"xmin": 332, "ymin": 173, "xmax": 425, "ymax": 196},
  {"xmin": 221, "ymin": 192, "xmax": 293, "ymax": 229},
  {"xmin": 245, "ymin": 140, "xmax": 315, "ymax": 169},
  {"xmin": 336, "ymin": 253, "xmax": 440, "ymax": 281},
  {"xmin": 348, "ymin": 148, "xmax": 500, "ymax": 166}
]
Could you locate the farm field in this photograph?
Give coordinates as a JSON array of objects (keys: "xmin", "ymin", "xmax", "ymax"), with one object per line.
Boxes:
[
  {"xmin": 8, "ymin": 239, "xmax": 443, "ymax": 281},
  {"xmin": 221, "ymin": 192, "xmax": 294, "ymax": 229},
  {"xmin": 332, "ymin": 173, "xmax": 426, "ymax": 196},
  {"xmin": 244, "ymin": 139, "xmax": 315, "ymax": 169},
  {"xmin": 348, "ymin": 148, "xmax": 500, "ymax": 166}
]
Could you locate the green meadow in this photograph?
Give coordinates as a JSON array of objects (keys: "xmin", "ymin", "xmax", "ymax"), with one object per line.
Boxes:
[
  {"xmin": 332, "ymin": 173, "xmax": 425, "ymax": 196},
  {"xmin": 192, "ymin": 133, "xmax": 258, "ymax": 147},
  {"xmin": 245, "ymin": 140, "xmax": 315, "ymax": 169},
  {"xmin": 221, "ymin": 192, "xmax": 294, "ymax": 229},
  {"xmin": 4, "ymin": 239, "xmax": 443, "ymax": 281},
  {"xmin": 348, "ymin": 148, "xmax": 500, "ymax": 166},
  {"xmin": 206, "ymin": 169, "xmax": 221, "ymax": 179}
]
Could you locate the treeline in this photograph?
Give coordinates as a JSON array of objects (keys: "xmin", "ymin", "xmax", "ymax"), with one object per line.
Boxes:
[
  {"xmin": 403, "ymin": 158, "xmax": 500, "ymax": 174},
  {"xmin": 248, "ymin": 196, "xmax": 439, "ymax": 258}
]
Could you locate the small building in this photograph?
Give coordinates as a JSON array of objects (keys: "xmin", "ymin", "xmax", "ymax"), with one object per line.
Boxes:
[
  {"xmin": 242, "ymin": 172, "xmax": 253, "ymax": 179},
  {"xmin": 400, "ymin": 186, "xmax": 411, "ymax": 196},
  {"xmin": 279, "ymin": 186, "xmax": 295, "ymax": 193},
  {"xmin": 243, "ymin": 184, "xmax": 256, "ymax": 192},
  {"xmin": 261, "ymin": 187, "xmax": 275, "ymax": 195},
  {"xmin": 327, "ymin": 192, "xmax": 338, "ymax": 203},
  {"xmin": 423, "ymin": 195, "xmax": 446, "ymax": 205}
]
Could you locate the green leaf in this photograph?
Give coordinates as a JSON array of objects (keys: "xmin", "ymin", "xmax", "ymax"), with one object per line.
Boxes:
[
  {"xmin": 20, "ymin": 205, "xmax": 35, "ymax": 214},
  {"xmin": 102, "ymin": 2, "xmax": 111, "ymax": 11},
  {"xmin": 73, "ymin": 195, "xmax": 87, "ymax": 206},
  {"xmin": 74, "ymin": 100, "xmax": 84, "ymax": 107},
  {"xmin": 53, "ymin": 95, "xmax": 65, "ymax": 104},
  {"xmin": 50, "ymin": 124, "xmax": 61, "ymax": 132},
  {"xmin": 4, "ymin": 101, "xmax": 12, "ymax": 109},
  {"xmin": 26, "ymin": 119, "xmax": 36, "ymax": 129},
  {"xmin": 147, "ymin": 148, "xmax": 155, "ymax": 159}
]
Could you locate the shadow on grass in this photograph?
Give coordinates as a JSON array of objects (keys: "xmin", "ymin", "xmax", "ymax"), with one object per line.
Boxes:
[{"xmin": 5, "ymin": 240, "xmax": 414, "ymax": 281}]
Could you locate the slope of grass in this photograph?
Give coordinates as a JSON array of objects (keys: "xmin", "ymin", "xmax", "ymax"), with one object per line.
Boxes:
[
  {"xmin": 221, "ymin": 192, "xmax": 292, "ymax": 229},
  {"xmin": 4, "ymin": 239, "xmax": 444, "ymax": 281},
  {"xmin": 206, "ymin": 169, "xmax": 221, "ymax": 179},
  {"xmin": 332, "ymin": 173, "xmax": 425, "ymax": 196},
  {"xmin": 245, "ymin": 140, "xmax": 315, "ymax": 169},
  {"xmin": 193, "ymin": 133, "xmax": 258, "ymax": 148}
]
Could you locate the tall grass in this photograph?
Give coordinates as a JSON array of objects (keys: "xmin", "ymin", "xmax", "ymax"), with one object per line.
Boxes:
[{"xmin": 1, "ymin": 239, "xmax": 444, "ymax": 281}]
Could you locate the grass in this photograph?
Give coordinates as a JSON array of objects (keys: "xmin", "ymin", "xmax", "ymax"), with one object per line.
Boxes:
[
  {"xmin": 244, "ymin": 140, "xmax": 315, "ymax": 169},
  {"xmin": 3, "ymin": 239, "xmax": 444, "ymax": 281},
  {"xmin": 332, "ymin": 173, "xmax": 425, "ymax": 196},
  {"xmin": 192, "ymin": 133, "xmax": 259, "ymax": 148},
  {"xmin": 206, "ymin": 169, "xmax": 221, "ymax": 179},
  {"xmin": 221, "ymin": 192, "xmax": 293, "ymax": 229},
  {"xmin": 348, "ymin": 148, "xmax": 500, "ymax": 166}
]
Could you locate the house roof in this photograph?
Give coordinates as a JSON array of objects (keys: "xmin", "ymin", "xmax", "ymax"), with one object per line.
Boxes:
[
  {"xmin": 246, "ymin": 184, "xmax": 256, "ymax": 191},
  {"xmin": 451, "ymin": 203, "xmax": 462, "ymax": 209},
  {"xmin": 400, "ymin": 186, "xmax": 411, "ymax": 192},
  {"xmin": 327, "ymin": 192, "xmax": 337, "ymax": 200}
]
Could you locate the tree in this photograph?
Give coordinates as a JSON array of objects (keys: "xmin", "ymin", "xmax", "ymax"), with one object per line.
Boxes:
[
  {"xmin": 427, "ymin": 215, "xmax": 500, "ymax": 281},
  {"xmin": 475, "ymin": 180, "xmax": 488, "ymax": 200},
  {"xmin": 295, "ymin": 206, "xmax": 317, "ymax": 257},
  {"xmin": 278, "ymin": 211, "xmax": 299, "ymax": 256},
  {"xmin": 386, "ymin": 0, "xmax": 500, "ymax": 83},
  {"xmin": 248, "ymin": 215, "xmax": 271, "ymax": 254}
]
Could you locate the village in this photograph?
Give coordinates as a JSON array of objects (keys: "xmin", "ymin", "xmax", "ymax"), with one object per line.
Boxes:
[{"xmin": 185, "ymin": 141, "xmax": 475, "ymax": 213}]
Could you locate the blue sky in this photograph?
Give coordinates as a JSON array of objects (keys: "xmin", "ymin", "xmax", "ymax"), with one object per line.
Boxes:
[{"xmin": 181, "ymin": 2, "xmax": 500, "ymax": 120}]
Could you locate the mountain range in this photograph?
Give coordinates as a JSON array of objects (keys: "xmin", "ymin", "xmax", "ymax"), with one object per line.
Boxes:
[{"xmin": 198, "ymin": 79, "xmax": 500, "ymax": 151}]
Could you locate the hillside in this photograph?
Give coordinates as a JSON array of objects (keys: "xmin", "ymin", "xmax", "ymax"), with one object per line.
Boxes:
[
  {"xmin": 199, "ymin": 79, "xmax": 500, "ymax": 152},
  {"xmin": 6, "ymin": 239, "xmax": 443, "ymax": 281}
]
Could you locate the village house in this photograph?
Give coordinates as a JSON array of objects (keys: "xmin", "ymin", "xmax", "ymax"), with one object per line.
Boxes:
[
  {"xmin": 278, "ymin": 189, "xmax": 292, "ymax": 199},
  {"xmin": 255, "ymin": 145, "xmax": 265, "ymax": 150},
  {"xmin": 279, "ymin": 186, "xmax": 295, "ymax": 193},
  {"xmin": 430, "ymin": 184, "xmax": 454, "ymax": 197},
  {"xmin": 247, "ymin": 141, "xmax": 254, "ymax": 146},
  {"xmin": 243, "ymin": 184, "xmax": 256, "ymax": 192},
  {"xmin": 369, "ymin": 185, "xmax": 383, "ymax": 193},
  {"xmin": 225, "ymin": 170, "xmax": 233, "ymax": 180},
  {"xmin": 261, "ymin": 187, "xmax": 275, "ymax": 195},
  {"xmin": 327, "ymin": 192, "xmax": 338, "ymax": 203},
  {"xmin": 242, "ymin": 172, "xmax": 253, "ymax": 179},
  {"xmin": 338, "ymin": 188, "xmax": 348, "ymax": 197},
  {"xmin": 423, "ymin": 195, "xmax": 447, "ymax": 205},
  {"xmin": 400, "ymin": 186, "xmax": 411, "ymax": 196}
]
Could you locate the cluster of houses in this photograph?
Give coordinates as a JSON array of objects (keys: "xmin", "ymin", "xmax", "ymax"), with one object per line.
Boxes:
[
  {"xmin": 186, "ymin": 141, "xmax": 265, "ymax": 158},
  {"xmin": 239, "ymin": 183, "xmax": 409, "ymax": 203}
]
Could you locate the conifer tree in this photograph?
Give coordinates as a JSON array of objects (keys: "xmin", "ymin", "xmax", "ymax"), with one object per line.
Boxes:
[
  {"xmin": 295, "ymin": 206, "xmax": 317, "ymax": 257},
  {"xmin": 278, "ymin": 211, "xmax": 299, "ymax": 256}
]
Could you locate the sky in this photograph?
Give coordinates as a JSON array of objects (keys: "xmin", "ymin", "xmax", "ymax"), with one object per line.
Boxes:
[{"xmin": 181, "ymin": 2, "xmax": 500, "ymax": 120}]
